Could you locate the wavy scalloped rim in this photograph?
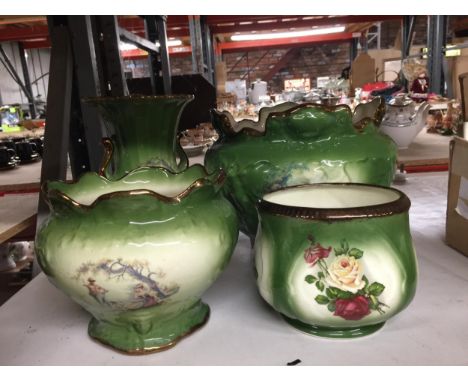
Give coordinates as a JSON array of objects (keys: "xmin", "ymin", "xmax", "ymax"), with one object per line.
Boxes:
[
  {"xmin": 43, "ymin": 164, "xmax": 225, "ymax": 210},
  {"xmin": 213, "ymin": 98, "xmax": 385, "ymax": 136}
]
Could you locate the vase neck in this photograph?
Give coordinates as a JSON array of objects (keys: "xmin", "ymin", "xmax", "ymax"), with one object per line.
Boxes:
[{"xmin": 88, "ymin": 96, "xmax": 192, "ymax": 178}]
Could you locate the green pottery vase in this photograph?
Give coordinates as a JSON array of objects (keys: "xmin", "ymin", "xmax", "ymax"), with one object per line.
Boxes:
[
  {"xmin": 84, "ymin": 95, "xmax": 193, "ymax": 179},
  {"xmin": 254, "ymin": 183, "xmax": 417, "ymax": 338},
  {"xmin": 205, "ymin": 98, "xmax": 396, "ymax": 240},
  {"xmin": 35, "ymin": 165, "xmax": 239, "ymax": 353}
]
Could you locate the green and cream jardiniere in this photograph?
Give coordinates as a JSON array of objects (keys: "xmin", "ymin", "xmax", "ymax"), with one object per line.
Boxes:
[
  {"xmin": 205, "ymin": 98, "xmax": 396, "ymax": 241},
  {"xmin": 35, "ymin": 165, "xmax": 239, "ymax": 353},
  {"xmin": 255, "ymin": 183, "xmax": 417, "ymax": 338}
]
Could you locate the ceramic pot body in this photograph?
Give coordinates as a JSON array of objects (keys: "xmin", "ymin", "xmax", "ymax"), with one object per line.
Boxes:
[
  {"xmin": 36, "ymin": 165, "xmax": 239, "ymax": 353},
  {"xmin": 84, "ymin": 95, "xmax": 193, "ymax": 179},
  {"xmin": 206, "ymin": 99, "xmax": 396, "ymax": 239},
  {"xmin": 380, "ymin": 96, "xmax": 431, "ymax": 149},
  {"xmin": 255, "ymin": 183, "xmax": 417, "ymax": 338}
]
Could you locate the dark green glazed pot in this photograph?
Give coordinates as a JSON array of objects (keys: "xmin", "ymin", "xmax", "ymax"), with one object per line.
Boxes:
[
  {"xmin": 205, "ymin": 98, "xmax": 396, "ymax": 240},
  {"xmin": 255, "ymin": 183, "xmax": 417, "ymax": 338},
  {"xmin": 84, "ymin": 95, "xmax": 193, "ymax": 179},
  {"xmin": 35, "ymin": 165, "xmax": 239, "ymax": 353}
]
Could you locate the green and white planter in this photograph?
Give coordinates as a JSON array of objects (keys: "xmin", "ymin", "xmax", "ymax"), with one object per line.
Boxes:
[
  {"xmin": 36, "ymin": 165, "xmax": 239, "ymax": 353},
  {"xmin": 206, "ymin": 99, "xmax": 396, "ymax": 241},
  {"xmin": 255, "ymin": 183, "xmax": 417, "ymax": 338}
]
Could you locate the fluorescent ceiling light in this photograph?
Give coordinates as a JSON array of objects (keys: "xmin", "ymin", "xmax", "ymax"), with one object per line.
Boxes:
[
  {"xmin": 165, "ymin": 39, "xmax": 182, "ymax": 47},
  {"xmin": 119, "ymin": 42, "xmax": 137, "ymax": 51},
  {"xmin": 231, "ymin": 26, "xmax": 345, "ymax": 41},
  {"xmin": 119, "ymin": 39, "xmax": 182, "ymax": 51}
]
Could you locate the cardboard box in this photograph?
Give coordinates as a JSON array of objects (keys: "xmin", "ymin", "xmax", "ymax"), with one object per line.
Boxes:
[
  {"xmin": 215, "ymin": 61, "xmax": 227, "ymax": 94},
  {"xmin": 446, "ymin": 136, "xmax": 468, "ymax": 256},
  {"xmin": 350, "ymin": 52, "xmax": 376, "ymax": 91}
]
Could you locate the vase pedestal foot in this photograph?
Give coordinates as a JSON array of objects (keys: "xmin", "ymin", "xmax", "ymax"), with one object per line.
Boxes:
[
  {"xmin": 281, "ymin": 315, "xmax": 385, "ymax": 339},
  {"xmin": 88, "ymin": 300, "xmax": 210, "ymax": 354}
]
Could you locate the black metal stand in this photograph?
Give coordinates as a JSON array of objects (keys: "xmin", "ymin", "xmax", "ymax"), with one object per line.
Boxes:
[
  {"xmin": 427, "ymin": 15, "xmax": 448, "ymax": 95},
  {"xmin": 189, "ymin": 16, "xmax": 215, "ymax": 85}
]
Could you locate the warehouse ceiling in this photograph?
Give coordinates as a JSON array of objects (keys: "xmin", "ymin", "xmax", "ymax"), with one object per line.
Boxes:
[{"xmin": 0, "ymin": 15, "xmax": 401, "ymax": 51}]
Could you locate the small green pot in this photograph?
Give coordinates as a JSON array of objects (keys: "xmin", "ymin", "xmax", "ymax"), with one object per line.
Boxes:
[
  {"xmin": 255, "ymin": 183, "xmax": 417, "ymax": 338},
  {"xmin": 206, "ymin": 99, "xmax": 396, "ymax": 241},
  {"xmin": 35, "ymin": 165, "xmax": 239, "ymax": 353}
]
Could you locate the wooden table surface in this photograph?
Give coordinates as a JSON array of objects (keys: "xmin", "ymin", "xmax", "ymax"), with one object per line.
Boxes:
[
  {"xmin": 0, "ymin": 193, "xmax": 38, "ymax": 244},
  {"xmin": 2, "ymin": 172, "xmax": 468, "ymax": 365}
]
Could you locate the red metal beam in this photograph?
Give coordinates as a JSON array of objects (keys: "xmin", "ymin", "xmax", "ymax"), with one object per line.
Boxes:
[
  {"xmin": 118, "ymin": 15, "xmax": 189, "ymax": 28},
  {"xmin": 0, "ymin": 18, "xmax": 191, "ymax": 46},
  {"xmin": 218, "ymin": 32, "xmax": 355, "ymax": 53},
  {"xmin": 117, "ymin": 16, "xmax": 190, "ymax": 37},
  {"xmin": 206, "ymin": 15, "xmax": 292, "ymax": 24},
  {"xmin": 0, "ymin": 15, "xmax": 401, "ymax": 46},
  {"xmin": 0, "ymin": 25, "xmax": 49, "ymax": 42},
  {"xmin": 22, "ymin": 39, "xmax": 50, "ymax": 49},
  {"xmin": 211, "ymin": 15, "xmax": 402, "ymax": 34}
]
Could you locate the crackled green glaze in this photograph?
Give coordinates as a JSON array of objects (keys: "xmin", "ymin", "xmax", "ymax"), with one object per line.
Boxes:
[
  {"xmin": 36, "ymin": 165, "xmax": 239, "ymax": 353},
  {"xmin": 84, "ymin": 95, "xmax": 193, "ymax": 178},
  {"xmin": 254, "ymin": 184, "xmax": 417, "ymax": 338},
  {"xmin": 205, "ymin": 102, "xmax": 397, "ymax": 240}
]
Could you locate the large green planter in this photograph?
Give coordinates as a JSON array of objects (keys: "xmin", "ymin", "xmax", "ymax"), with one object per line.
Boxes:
[
  {"xmin": 255, "ymin": 183, "xmax": 417, "ymax": 338},
  {"xmin": 84, "ymin": 95, "xmax": 193, "ymax": 179},
  {"xmin": 36, "ymin": 165, "xmax": 239, "ymax": 353},
  {"xmin": 205, "ymin": 99, "xmax": 396, "ymax": 240}
]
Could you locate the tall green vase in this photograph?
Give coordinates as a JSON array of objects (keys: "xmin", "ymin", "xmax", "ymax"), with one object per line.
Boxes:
[{"xmin": 84, "ymin": 95, "xmax": 193, "ymax": 179}]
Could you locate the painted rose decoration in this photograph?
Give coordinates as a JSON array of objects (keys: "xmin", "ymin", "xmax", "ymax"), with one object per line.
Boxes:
[
  {"xmin": 304, "ymin": 236, "xmax": 387, "ymax": 321},
  {"xmin": 327, "ymin": 255, "xmax": 365, "ymax": 293}
]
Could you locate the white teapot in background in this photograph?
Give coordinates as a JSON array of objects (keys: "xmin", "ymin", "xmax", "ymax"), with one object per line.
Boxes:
[
  {"xmin": 248, "ymin": 79, "xmax": 268, "ymax": 104},
  {"xmin": 380, "ymin": 94, "xmax": 431, "ymax": 149}
]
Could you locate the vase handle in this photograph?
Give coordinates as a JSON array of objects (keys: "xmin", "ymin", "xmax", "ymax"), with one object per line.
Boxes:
[
  {"xmin": 99, "ymin": 137, "xmax": 114, "ymax": 177},
  {"xmin": 175, "ymin": 140, "xmax": 189, "ymax": 171}
]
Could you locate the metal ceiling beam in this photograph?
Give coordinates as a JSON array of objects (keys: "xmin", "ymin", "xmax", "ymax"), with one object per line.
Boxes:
[
  {"xmin": 22, "ymin": 39, "xmax": 50, "ymax": 49},
  {"xmin": 207, "ymin": 15, "xmax": 291, "ymax": 24},
  {"xmin": 0, "ymin": 25, "xmax": 49, "ymax": 41},
  {"xmin": 119, "ymin": 27, "xmax": 159, "ymax": 52},
  {"xmin": 218, "ymin": 32, "xmax": 355, "ymax": 53},
  {"xmin": 210, "ymin": 15, "xmax": 402, "ymax": 34},
  {"xmin": 0, "ymin": 15, "xmax": 402, "ymax": 45},
  {"xmin": 0, "ymin": 23, "xmax": 191, "ymax": 46},
  {"xmin": 17, "ymin": 42, "xmax": 37, "ymax": 118},
  {"xmin": 0, "ymin": 44, "xmax": 35, "ymax": 103},
  {"xmin": 240, "ymin": 50, "xmax": 270, "ymax": 80},
  {"xmin": 263, "ymin": 48, "xmax": 299, "ymax": 81},
  {"xmin": 227, "ymin": 52, "xmax": 247, "ymax": 74},
  {"xmin": 0, "ymin": 16, "xmax": 46, "ymax": 25}
]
